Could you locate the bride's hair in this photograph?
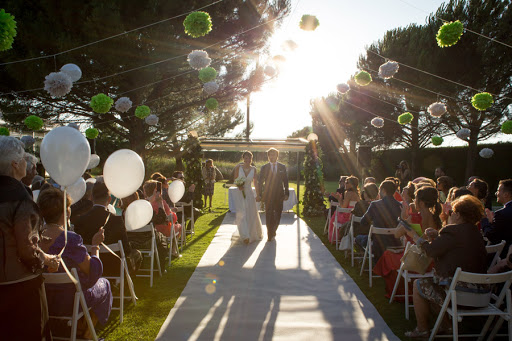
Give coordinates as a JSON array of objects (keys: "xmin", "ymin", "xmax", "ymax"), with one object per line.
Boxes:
[{"xmin": 242, "ymin": 151, "xmax": 253, "ymax": 159}]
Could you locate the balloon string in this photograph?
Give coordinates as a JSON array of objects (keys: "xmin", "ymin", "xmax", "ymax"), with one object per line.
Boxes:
[{"xmin": 59, "ymin": 187, "xmax": 68, "ymax": 258}]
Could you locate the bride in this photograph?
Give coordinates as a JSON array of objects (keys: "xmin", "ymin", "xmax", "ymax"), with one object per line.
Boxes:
[{"xmin": 232, "ymin": 151, "xmax": 263, "ymax": 244}]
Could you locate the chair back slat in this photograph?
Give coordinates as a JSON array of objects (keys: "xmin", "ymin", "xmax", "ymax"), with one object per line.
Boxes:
[
  {"xmin": 336, "ymin": 207, "xmax": 352, "ymax": 214},
  {"xmin": 457, "ymin": 268, "xmax": 512, "ymax": 285},
  {"xmin": 43, "ymin": 272, "xmax": 75, "ymax": 284},
  {"xmin": 129, "ymin": 223, "xmax": 154, "ymax": 233},
  {"xmin": 370, "ymin": 225, "xmax": 397, "ymax": 235},
  {"xmin": 85, "ymin": 241, "xmax": 121, "ymax": 253},
  {"xmin": 351, "ymin": 216, "xmax": 362, "ymax": 223}
]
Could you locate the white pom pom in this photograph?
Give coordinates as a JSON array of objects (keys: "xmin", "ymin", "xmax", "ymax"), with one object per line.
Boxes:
[
  {"xmin": 115, "ymin": 97, "xmax": 132, "ymax": 113},
  {"xmin": 456, "ymin": 128, "xmax": 471, "ymax": 140},
  {"xmin": 371, "ymin": 117, "xmax": 384, "ymax": 128},
  {"xmin": 20, "ymin": 135, "xmax": 35, "ymax": 147},
  {"xmin": 44, "ymin": 72, "xmax": 73, "ymax": 98},
  {"xmin": 479, "ymin": 148, "xmax": 494, "ymax": 158},
  {"xmin": 60, "ymin": 63, "xmax": 82, "ymax": 82},
  {"xmin": 428, "ymin": 102, "xmax": 447, "ymax": 117},
  {"xmin": 67, "ymin": 123, "xmax": 79, "ymax": 130},
  {"xmin": 203, "ymin": 81, "xmax": 219, "ymax": 95},
  {"xmin": 336, "ymin": 83, "xmax": 350, "ymax": 94},
  {"xmin": 378, "ymin": 61, "xmax": 399, "ymax": 79},
  {"xmin": 282, "ymin": 40, "xmax": 298, "ymax": 51},
  {"xmin": 264, "ymin": 65, "xmax": 276, "ymax": 77},
  {"xmin": 145, "ymin": 114, "xmax": 159, "ymax": 126},
  {"xmin": 187, "ymin": 50, "xmax": 211, "ymax": 70}
]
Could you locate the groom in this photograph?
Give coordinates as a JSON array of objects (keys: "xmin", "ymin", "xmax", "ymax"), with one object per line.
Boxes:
[{"xmin": 257, "ymin": 148, "xmax": 289, "ymax": 242}]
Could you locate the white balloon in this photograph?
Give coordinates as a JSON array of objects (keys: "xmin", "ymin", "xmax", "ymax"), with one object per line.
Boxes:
[
  {"xmin": 168, "ymin": 180, "xmax": 185, "ymax": 203},
  {"xmin": 103, "ymin": 149, "xmax": 144, "ymax": 199},
  {"xmin": 124, "ymin": 200, "xmax": 153, "ymax": 231},
  {"xmin": 60, "ymin": 63, "xmax": 82, "ymax": 82},
  {"xmin": 32, "ymin": 190, "xmax": 40, "ymax": 202},
  {"xmin": 107, "ymin": 204, "xmax": 117, "ymax": 215},
  {"xmin": 85, "ymin": 178, "xmax": 97, "ymax": 184},
  {"xmin": 88, "ymin": 154, "xmax": 100, "ymax": 169},
  {"xmin": 62, "ymin": 177, "xmax": 86, "ymax": 203},
  {"xmin": 40, "ymin": 126, "xmax": 91, "ymax": 187}
]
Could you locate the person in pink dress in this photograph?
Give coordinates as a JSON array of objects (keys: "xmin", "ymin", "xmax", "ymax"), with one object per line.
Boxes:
[{"xmin": 328, "ymin": 176, "xmax": 360, "ymax": 244}]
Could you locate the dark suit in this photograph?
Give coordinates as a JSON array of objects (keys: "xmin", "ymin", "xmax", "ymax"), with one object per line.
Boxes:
[
  {"xmin": 482, "ymin": 202, "xmax": 512, "ymax": 258},
  {"xmin": 259, "ymin": 162, "xmax": 289, "ymax": 239}
]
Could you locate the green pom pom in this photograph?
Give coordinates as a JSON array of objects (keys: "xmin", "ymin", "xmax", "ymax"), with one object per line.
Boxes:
[
  {"xmin": 85, "ymin": 128, "xmax": 99, "ymax": 139},
  {"xmin": 398, "ymin": 112, "xmax": 414, "ymax": 125},
  {"xmin": 205, "ymin": 98, "xmax": 218, "ymax": 110},
  {"xmin": 90, "ymin": 93, "xmax": 114, "ymax": 114},
  {"xmin": 0, "ymin": 9, "xmax": 17, "ymax": 51},
  {"xmin": 355, "ymin": 71, "xmax": 372, "ymax": 86},
  {"xmin": 0, "ymin": 127, "xmax": 9, "ymax": 136},
  {"xmin": 471, "ymin": 92, "xmax": 493, "ymax": 111},
  {"xmin": 198, "ymin": 67, "xmax": 217, "ymax": 83},
  {"xmin": 135, "ymin": 105, "xmax": 151, "ymax": 119},
  {"xmin": 299, "ymin": 15, "xmax": 319, "ymax": 31},
  {"xmin": 501, "ymin": 120, "xmax": 512, "ymax": 134},
  {"xmin": 183, "ymin": 11, "xmax": 212, "ymax": 38},
  {"xmin": 432, "ymin": 136, "xmax": 443, "ymax": 146},
  {"xmin": 436, "ymin": 20, "xmax": 464, "ymax": 47},
  {"xmin": 24, "ymin": 115, "xmax": 44, "ymax": 131}
]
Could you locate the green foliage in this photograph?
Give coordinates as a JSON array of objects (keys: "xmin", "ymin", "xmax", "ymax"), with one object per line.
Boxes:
[
  {"xmin": 183, "ymin": 11, "xmax": 212, "ymax": 38},
  {"xmin": 90, "ymin": 93, "xmax": 113, "ymax": 114},
  {"xmin": 302, "ymin": 141, "xmax": 325, "ymax": 217},
  {"xmin": 85, "ymin": 128, "xmax": 99, "ymax": 139},
  {"xmin": 354, "ymin": 71, "xmax": 372, "ymax": 86},
  {"xmin": 0, "ymin": 127, "xmax": 9, "ymax": 136},
  {"xmin": 183, "ymin": 136, "xmax": 204, "ymax": 209},
  {"xmin": 0, "ymin": 9, "xmax": 17, "ymax": 51},
  {"xmin": 436, "ymin": 20, "xmax": 464, "ymax": 47},
  {"xmin": 205, "ymin": 98, "xmax": 218, "ymax": 110},
  {"xmin": 299, "ymin": 14, "xmax": 319, "ymax": 31},
  {"xmin": 24, "ymin": 115, "xmax": 44, "ymax": 130},
  {"xmin": 431, "ymin": 136, "xmax": 443, "ymax": 146},
  {"xmin": 398, "ymin": 112, "xmax": 413, "ymax": 125},
  {"xmin": 502, "ymin": 120, "xmax": 512, "ymax": 134},
  {"xmin": 471, "ymin": 92, "xmax": 493, "ymax": 111},
  {"xmin": 135, "ymin": 105, "xmax": 151, "ymax": 119},
  {"xmin": 198, "ymin": 67, "xmax": 217, "ymax": 83}
]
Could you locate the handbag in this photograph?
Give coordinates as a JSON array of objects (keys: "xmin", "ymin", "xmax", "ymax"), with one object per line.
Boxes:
[
  {"xmin": 400, "ymin": 244, "xmax": 432, "ymax": 274},
  {"xmin": 339, "ymin": 223, "xmax": 351, "ymax": 251}
]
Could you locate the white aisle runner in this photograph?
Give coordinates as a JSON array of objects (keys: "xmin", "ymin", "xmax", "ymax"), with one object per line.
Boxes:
[{"xmin": 156, "ymin": 213, "xmax": 399, "ymax": 341}]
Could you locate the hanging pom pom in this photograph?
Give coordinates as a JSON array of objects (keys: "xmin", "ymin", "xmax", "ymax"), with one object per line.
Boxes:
[
  {"xmin": 145, "ymin": 114, "xmax": 159, "ymax": 126},
  {"xmin": 282, "ymin": 40, "xmax": 298, "ymax": 51},
  {"xmin": 85, "ymin": 128, "xmax": 99, "ymax": 139},
  {"xmin": 325, "ymin": 96, "xmax": 339, "ymax": 111},
  {"xmin": 479, "ymin": 148, "xmax": 494, "ymax": 159},
  {"xmin": 501, "ymin": 120, "xmax": 512, "ymax": 134},
  {"xmin": 135, "ymin": 105, "xmax": 151, "ymax": 119},
  {"xmin": 115, "ymin": 97, "xmax": 132, "ymax": 113},
  {"xmin": 471, "ymin": 92, "xmax": 493, "ymax": 111},
  {"xmin": 90, "ymin": 93, "xmax": 114, "ymax": 114},
  {"xmin": 272, "ymin": 55, "xmax": 286, "ymax": 63},
  {"xmin": 371, "ymin": 117, "xmax": 384, "ymax": 128},
  {"xmin": 299, "ymin": 15, "xmax": 320, "ymax": 31},
  {"xmin": 428, "ymin": 102, "xmax": 447, "ymax": 117},
  {"xmin": 264, "ymin": 65, "xmax": 276, "ymax": 77},
  {"xmin": 44, "ymin": 72, "xmax": 73, "ymax": 97},
  {"xmin": 336, "ymin": 83, "xmax": 350, "ymax": 94},
  {"xmin": 60, "ymin": 63, "xmax": 82, "ymax": 82},
  {"xmin": 205, "ymin": 98, "xmax": 218, "ymax": 111},
  {"xmin": 355, "ymin": 71, "xmax": 372, "ymax": 86},
  {"xmin": 0, "ymin": 127, "xmax": 10, "ymax": 136},
  {"xmin": 398, "ymin": 112, "xmax": 413, "ymax": 125},
  {"xmin": 187, "ymin": 50, "xmax": 211, "ymax": 70},
  {"xmin": 24, "ymin": 115, "xmax": 44, "ymax": 130},
  {"xmin": 378, "ymin": 61, "xmax": 399, "ymax": 79},
  {"xmin": 67, "ymin": 122, "xmax": 79, "ymax": 130},
  {"xmin": 456, "ymin": 128, "xmax": 471, "ymax": 140},
  {"xmin": 183, "ymin": 11, "xmax": 212, "ymax": 38},
  {"xmin": 199, "ymin": 67, "xmax": 217, "ymax": 83},
  {"xmin": 203, "ymin": 81, "xmax": 219, "ymax": 95},
  {"xmin": 432, "ymin": 136, "xmax": 443, "ymax": 146},
  {"xmin": 0, "ymin": 9, "xmax": 17, "ymax": 51},
  {"xmin": 436, "ymin": 20, "xmax": 464, "ymax": 47},
  {"xmin": 21, "ymin": 135, "xmax": 35, "ymax": 147}
]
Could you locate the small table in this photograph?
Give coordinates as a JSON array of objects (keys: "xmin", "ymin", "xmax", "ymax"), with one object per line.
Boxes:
[{"xmin": 228, "ymin": 187, "xmax": 297, "ymax": 212}]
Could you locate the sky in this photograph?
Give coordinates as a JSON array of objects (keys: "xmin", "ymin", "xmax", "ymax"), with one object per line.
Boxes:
[{"xmin": 234, "ymin": 0, "xmax": 448, "ymax": 139}]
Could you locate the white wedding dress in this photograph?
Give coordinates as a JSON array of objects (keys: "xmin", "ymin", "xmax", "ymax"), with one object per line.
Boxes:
[{"xmin": 232, "ymin": 167, "xmax": 263, "ymax": 243}]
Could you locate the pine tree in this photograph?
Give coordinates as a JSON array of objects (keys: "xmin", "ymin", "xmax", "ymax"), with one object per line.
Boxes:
[
  {"xmin": 302, "ymin": 140, "xmax": 325, "ymax": 217},
  {"xmin": 183, "ymin": 135, "xmax": 204, "ymax": 209}
]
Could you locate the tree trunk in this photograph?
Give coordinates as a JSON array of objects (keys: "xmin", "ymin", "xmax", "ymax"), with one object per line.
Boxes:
[
  {"xmin": 410, "ymin": 113, "xmax": 420, "ymax": 178},
  {"xmin": 465, "ymin": 130, "xmax": 479, "ymax": 180}
]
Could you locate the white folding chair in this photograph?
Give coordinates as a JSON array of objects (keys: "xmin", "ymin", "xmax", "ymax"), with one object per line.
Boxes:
[
  {"xmin": 166, "ymin": 217, "xmax": 181, "ymax": 266},
  {"xmin": 86, "ymin": 240, "xmax": 137, "ymax": 323},
  {"xmin": 334, "ymin": 205, "xmax": 353, "ymax": 250},
  {"xmin": 176, "ymin": 200, "xmax": 195, "ymax": 240},
  {"xmin": 486, "ymin": 240, "xmax": 506, "ymax": 270},
  {"xmin": 129, "ymin": 224, "xmax": 162, "ymax": 287},
  {"xmin": 324, "ymin": 201, "xmax": 339, "ymax": 235},
  {"xmin": 349, "ymin": 215, "xmax": 364, "ymax": 267},
  {"xmin": 429, "ymin": 267, "xmax": 512, "ymax": 341},
  {"xmin": 42, "ymin": 268, "xmax": 98, "ymax": 341}
]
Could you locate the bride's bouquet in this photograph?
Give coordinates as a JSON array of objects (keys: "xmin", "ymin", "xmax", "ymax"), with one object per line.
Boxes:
[{"xmin": 234, "ymin": 177, "xmax": 247, "ymax": 198}]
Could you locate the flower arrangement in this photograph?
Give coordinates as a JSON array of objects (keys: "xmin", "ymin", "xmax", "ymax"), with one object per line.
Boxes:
[
  {"xmin": 90, "ymin": 93, "xmax": 113, "ymax": 114},
  {"xmin": 60, "ymin": 63, "xmax": 82, "ymax": 82},
  {"xmin": 378, "ymin": 61, "xmax": 399, "ymax": 79},
  {"xmin": 24, "ymin": 115, "xmax": 44, "ymax": 130},
  {"xmin": 199, "ymin": 67, "xmax": 217, "ymax": 83},
  {"xmin": 428, "ymin": 102, "xmax": 447, "ymax": 117},
  {"xmin": 264, "ymin": 65, "xmax": 276, "ymax": 77},
  {"xmin": 115, "ymin": 97, "xmax": 132, "ymax": 113},
  {"xmin": 145, "ymin": 114, "xmax": 159, "ymax": 125},
  {"xmin": 135, "ymin": 105, "xmax": 151, "ymax": 119},
  {"xmin": 44, "ymin": 72, "xmax": 73, "ymax": 97},
  {"xmin": 371, "ymin": 117, "xmax": 384, "ymax": 128},
  {"xmin": 432, "ymin": 136, "xmax": 443, "ymax": 146},
  {"xmin": 398, "ymin": 112, "xmax": 413, "ymax": 125},
  {"xmin": 0, "ymin": 9, "xmax": 17, "ymax": 51},
  {"xmin": 336, "ymin": 83, "xmax": 350, "ymax": 94},
  {"xmin": 21, "ymin": 135, "xmax": 35, "ymax": 147},
  {"xmin": 205, "ymin": 98, "xmax": 218, "ymax": 110},
  {"xmin": 183, "ymin": 11, "xmax": 212, "ymax": 38},
  {"xmin": 234, "ymin": 177, "xmax": 247, "ymax": 198},
  {"xmin": 456, "ymin": 128, "xmax": 471, "ymax": 140},
  {"xmin": 85, "ymin": 128, "xmax": 99, "ymax": 139},
  {"xmin": 0, "ymin": 127, "xmax": 9, "ymax": 136},
  {"xmin": 501, "ymin": 120, "xmax": 512, "ymax": 134},
  {"xmin": 187, "ymin": 50, "xmax": 211, "ymax": 70},
  {"xmin": 299, "ymin": 14, "xmax": 319, "ymax": 31},
  {"xmin": 436, "ymin": 20, "xmax": 464, "ymax": 47},
  {"xmin": 471, "ymin": 92, "xmax": 493, "ymax": 111},
  {"xmin": 203, "ymin": 81, "xmax": 219, "ymax": 95},
  {"xmin": 479, "ymin": 148, "xmax": 494, "ymax": 158},
  {"xmin": 355, "ymin": 71, "xmax": 372, "ymax": 86}
]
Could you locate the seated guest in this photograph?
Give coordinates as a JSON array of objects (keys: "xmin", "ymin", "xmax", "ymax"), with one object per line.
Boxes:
[
  {"xmin": 434, "ymin": 166, "xmax": 446, "ymax": 179},
  {"xmin": 363, "ymin": 177, "xmax": 376, "ymax": 185},
  {"xmin": 351, "ymin": 183, "xmax": 379, "ymax": 236},
  {"xmin": 38, "ymin": 187, "xmax": 112, "ymax": 338},
  {"xmin": 171, "ymin": 171, "xmax": 197, "ymax": 219},
  {"xmin": 327, "ymin": 176, "xmax": 347, "ymax": 203},
  {"xmin": 328, "ymin": 176, "xmax": 360, "ymax": 244},
  {"xmin": 404, "ymin": 195, "xmax": 488, "ymax": 338},
  {"xmin": 467, "ymin": 178, "xmax": 488, "ymax": 205},
  {"xmin": 482, "ymin": 179, "xmax": 512, "ymax": 259},
  {"xmin": 21, "ymin": 153, "xmax": 39, "ymax": 190},
  {"xmin": 70, "ymin": 182, "xmax": 94, "ymax": 225},
  {"xmin": 436, "ymin": 176, "xmax": 453, "ymax": 203},
  {"xmin": 441, "ymin": 187, "xmax": 473, "ymax": 225},
  {"xmin": 151, "ymin": 172, "xmax": 172, "ymax": 206},
  {"xmin": 385, "ymin": 177, "xmax": 403, "ymax": 202}
]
